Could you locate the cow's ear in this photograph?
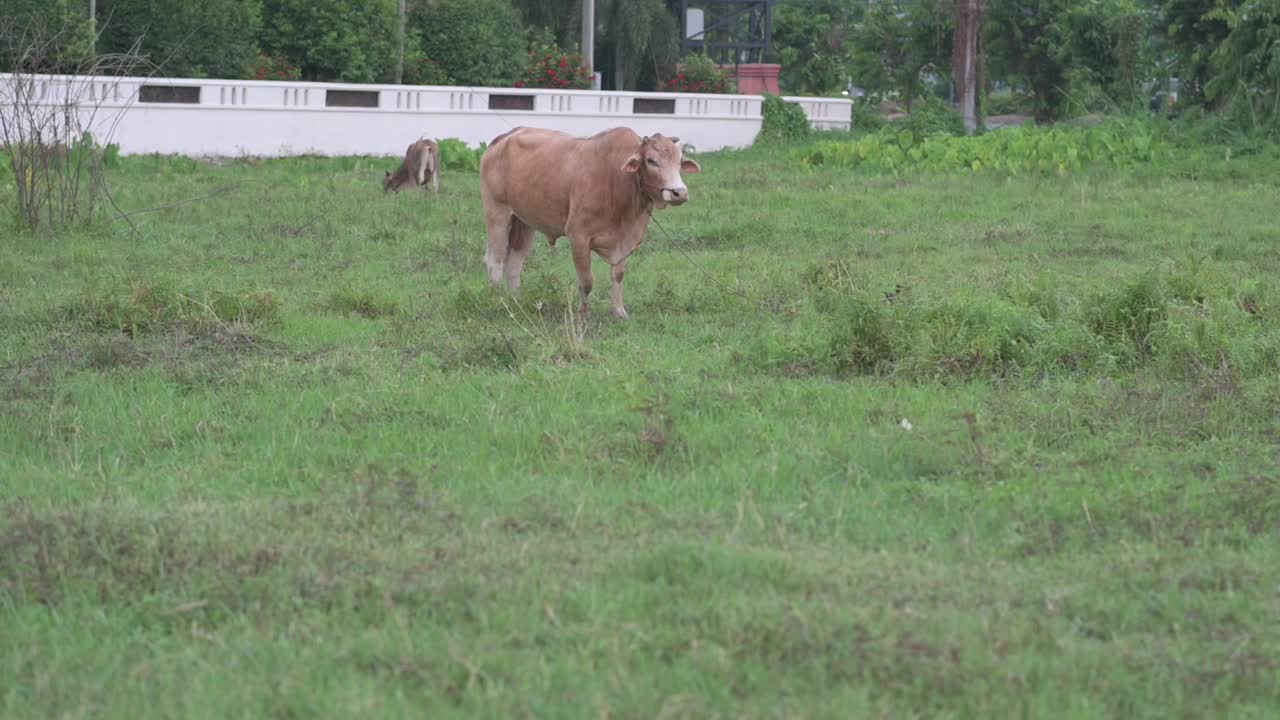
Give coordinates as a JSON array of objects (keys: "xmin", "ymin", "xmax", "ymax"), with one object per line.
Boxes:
[
  {"xmin": 384, "ymin": 171, "xmax": 391, "ymax": 178},
  {"xmin": 680, "ymin": 158, "xmax": 701, "ymax": 174},
  {"xmin": 622, "ymin": 154, "xmax": 642, "ymax": 174},
  {"xmin": 668, "ymin": 136, "xmax": 680, "ymax": 145}
]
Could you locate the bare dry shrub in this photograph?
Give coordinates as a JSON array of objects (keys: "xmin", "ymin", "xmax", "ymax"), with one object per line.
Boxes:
[{"xmin": 1, "ymin": 17, "xmax": 152, "ymax": 233}]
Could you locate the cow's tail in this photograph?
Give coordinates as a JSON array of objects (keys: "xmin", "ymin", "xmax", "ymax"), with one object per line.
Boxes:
[
  {"xmin": 429, "ymin": 142, "xmax": 441, "ymax": 192},
  {"xmin": 414, "ymin": 145, "xmax": 429, "ymax": 186}
]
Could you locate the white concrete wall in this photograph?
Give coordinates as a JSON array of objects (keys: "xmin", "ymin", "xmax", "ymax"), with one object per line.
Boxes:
[
  {"xmin": 1, "ymin": 74, "xmax": 852, "ymax": 157},
  {"xmin": 781, "ymin": 96, "xmax": 854, "ymax": 132}
]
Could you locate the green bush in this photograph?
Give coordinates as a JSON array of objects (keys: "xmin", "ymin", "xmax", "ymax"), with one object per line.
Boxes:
[
  {"xmin": 905, "ymin": 293, "xmax": 1048, "ymax": 380},
  {"xmin": 985, "ymin": 91, "xmax": 1035, "ymax": 116},
  {"xmin": 411, "ymin": 0, "xmax": 524, "ymax": 88},
  {"xmin": 1085, "ymin": 273, "xmax": 1168, "ymax": 361},
  {"xmin": 260, "ymin": 0, "xmax": 397, "ymax": 83},
  {"xmin": 825, "ymin": 293, "xmax": 900, "ymax": 374},
  {"xmin": 436, "ymin": 139, "xmax": 485, "ymax": 172},
  {"xmin": 757, "ymin": 94, "xmax": 812, "ymax": 144},
  {"xmin": 96, "ymin": 0, "xmax": 262, "ymax": 79},
  {"xmin": 752, "ymin": 260, "xmax": 1280, "ymax": 382},
  {"xmin": 796, "ymin": 118, "xmax": 1169, "ymax": 175},
  {"xmin": 900, "ymin": 96, "xmax": 965, "ymax": 137},
  {"xmin": 851, "ymin": 101, "xmax": 887, "ymax": 133}
]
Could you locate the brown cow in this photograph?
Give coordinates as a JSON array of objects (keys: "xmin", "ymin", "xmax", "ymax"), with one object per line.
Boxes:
[
  {"xmin": 383, "ymin": 138, "xmax": 441, "ymax": 194},
  {"xmin": 479, "ymin": 126, "xmax": 700, "ymax": 319}
]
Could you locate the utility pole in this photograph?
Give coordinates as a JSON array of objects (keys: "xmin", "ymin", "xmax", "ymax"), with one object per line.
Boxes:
[
  {"xmin": 952, "ymin": 0, "xmax": 982, "ymax": 134},
  {"xmin": 581, "ymin": 0, "xmax": 595, "ymax": 89},
  {"xmin": 396, "ymin": 0, "xmax": 406, "ymax": 84},
  {"xmin": 89, "ymin": 0, "xmax": 96, "ymax": 57}
]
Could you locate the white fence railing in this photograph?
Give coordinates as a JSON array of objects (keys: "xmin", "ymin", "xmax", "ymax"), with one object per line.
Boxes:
[
  {"xmin": 782, "ymin": 96, "xmax": 854, "ymax": 132},
  {"xmin": 0, "ymin": 74, "xmax": 852, "ymax": 157}
]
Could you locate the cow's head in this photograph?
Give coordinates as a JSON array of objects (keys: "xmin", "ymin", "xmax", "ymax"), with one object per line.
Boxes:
[
  {"xmin": 622, "ymin": 134, "xmax": 700, "ymax": 208},
  {"xmin": 382, "ymin": 170, "xmax": 402, "ymax": 194}
]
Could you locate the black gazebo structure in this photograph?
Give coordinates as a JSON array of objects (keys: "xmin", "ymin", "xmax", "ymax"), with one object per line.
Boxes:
[{"xmin": 671, "ymin": 1, "xmax": 776, "ymax": 65}]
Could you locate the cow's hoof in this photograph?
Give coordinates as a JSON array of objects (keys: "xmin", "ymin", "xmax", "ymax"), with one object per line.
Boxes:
[{"xmin": 612, "ymin": 307, "xmax": 629, "ymax": 319}]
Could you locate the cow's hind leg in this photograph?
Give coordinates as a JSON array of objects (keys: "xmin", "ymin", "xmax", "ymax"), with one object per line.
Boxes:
[
  {"xmin": 503, "ymin": 217, "xmax": 535, "ymax": 292},
  {"xmin": 572, "ymin": 239, "xmax": 593, "ymax": 316},
  {"xmin": 610, "ymin": 261, "xmax": 627, "ymax": 319},
  {"xmin": 483, "ymin": 205, "xmax": 513, "ymax": 285}
]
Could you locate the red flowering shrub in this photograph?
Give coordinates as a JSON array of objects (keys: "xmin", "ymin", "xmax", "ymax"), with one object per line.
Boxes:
[
  {"xmin": 405, "ymin": 53, "xmax": 451, "ymax": 86},
  {"xmin": 250, "ymin": 53, "xmax": 300, "ymax": 82},
  {"xmin": 662, "ymin": 53, "xmax": 733, "ymax": 94},
  {"xmin": 516, "ymin": 42, "xmax": 592, "ymax": 90}
]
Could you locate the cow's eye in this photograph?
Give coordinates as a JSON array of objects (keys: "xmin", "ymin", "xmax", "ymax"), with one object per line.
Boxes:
[{"xmin": 646, "ymin": 158, "xmax": 659, "ymax": 167}]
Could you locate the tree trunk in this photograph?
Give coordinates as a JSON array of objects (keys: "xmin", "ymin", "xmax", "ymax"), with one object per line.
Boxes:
[
  {"xmin": 613, "ymin": 33, "xmax": 624, "ymax": 90},
  {"xmin": 952, "ymin": 0, "xmax": 982, "ymax": 134},
  {"xmin": 581, "ymin": 0, "xmax": 594, "ymax": 80},
  {"xmin": 395, "ymin": 0, "xmax": 406, "ymax": 84}
]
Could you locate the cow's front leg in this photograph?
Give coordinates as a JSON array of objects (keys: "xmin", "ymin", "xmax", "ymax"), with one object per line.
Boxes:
[
  {"xmin": 572, "ymin": 240, "xmax": 593, "ymax": 316},
  {"xmin": 611, "ymin": 261, "xmax": 628, "ymax": 319}
]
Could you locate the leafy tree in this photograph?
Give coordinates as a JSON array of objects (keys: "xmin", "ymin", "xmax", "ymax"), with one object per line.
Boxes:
[
  {"xmin": 410, "ymin": 0, "xmax": 525, "ymax": 87},
  {"xmin": 773, "ymin": 0, "xmax": 863, "ymax": 95},
  {"xmin": 1202, "ymin": 0, "xmax": 1280, "ymax": 130},
  {"xmin": 1, "ymin": 0, "xmax": 93, "ymax": 72},
  {"xmin": 1162, "ymin": 0, "xmax": 1231, "ymax": 104},
  {"xmin": 511, "ymin": 0, "xmax": 579, "ymax": 47},
  {"xmin": 1058, "ymin": 0, "xmax": 1153, "ymax": 110},
  {"xmin": 96, "ymin": 0, "xmax": 262, "ymax": 79},
  {"xmin": 846, "ymin": 0, "xmax": 952, "ymax": 109},
  {"xmin": 986, "ymin": 0, "xmax": 1151, "ymax": 120},
  {"xmin": 260, "ymin": 0, "xmax": 398, "ymax": 83},
  {"xmin": 596, "ymin": 0, "xmax": 678, "ymax": 90},
  {"xmin": 751, "ymin": 0, "xmax": 958, "ymax": 104},
  {"xmin": 986, "ymin": 0, "xmax": 1071, "ymax": 120}
]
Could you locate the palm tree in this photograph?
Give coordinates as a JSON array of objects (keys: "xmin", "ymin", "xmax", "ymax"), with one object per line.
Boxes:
[
  {"xmin": 511, "ymin": 0, "xmax": 579, "ymax": 46},
  {"xmin": 513, "ymin": 0, "xmax": 678, "ymax": 90},
  {"xmin": 600, "ymin": 0, "xmax": 678, "ymax": 90}
]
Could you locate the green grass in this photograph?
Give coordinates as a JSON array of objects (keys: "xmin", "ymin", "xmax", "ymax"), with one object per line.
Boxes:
[{"xmin": 3, "ymin": 143, "xmax": 1280, "ymax": 718}]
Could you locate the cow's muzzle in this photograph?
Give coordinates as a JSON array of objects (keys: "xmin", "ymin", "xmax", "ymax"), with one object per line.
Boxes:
[{"xmin": 662, "ymin": 187, "xmax": 688, "ymax": 205}]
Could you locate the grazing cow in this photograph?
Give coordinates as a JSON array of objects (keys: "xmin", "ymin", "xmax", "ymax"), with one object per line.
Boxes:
[
  {"xmin": 479, "ymin": 126, "xmax": 700, "ymax": 319},
  {"xmin": 384, "ymin": 138, "xmax": 441, "ymax": 193}
]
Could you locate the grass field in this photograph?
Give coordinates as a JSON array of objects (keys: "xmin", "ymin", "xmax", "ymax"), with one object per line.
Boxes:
[{"xmin": 3, "ymin": 139, "xmax": 1280, "ymax": 718}]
